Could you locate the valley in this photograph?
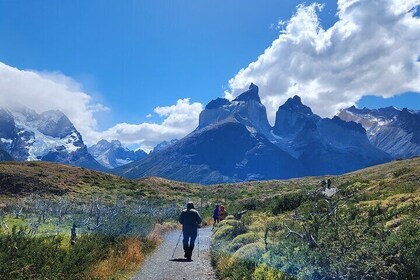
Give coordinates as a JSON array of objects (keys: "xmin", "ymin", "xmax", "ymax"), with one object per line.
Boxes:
[{"xmin": 0, "ymin": 150, "xmax": 419, "ymax": 279}]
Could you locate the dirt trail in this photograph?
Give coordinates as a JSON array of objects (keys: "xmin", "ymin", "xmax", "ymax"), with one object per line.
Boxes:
[{"xmin": 133, "ymin": 227, "xmax": 217, "ymax": 280}]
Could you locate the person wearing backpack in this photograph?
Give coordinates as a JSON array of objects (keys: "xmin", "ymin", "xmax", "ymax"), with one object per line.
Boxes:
[
  {"xmin": 218, "ymin": 205, "xmax": 226, "ymax": 221},
  {"xmin": 212, "ymin": 204, "xmax": 220, "ymax": 228},
  {"xmin": 178, "ymin": 202, "xmax": 202, "ymax": 260}
]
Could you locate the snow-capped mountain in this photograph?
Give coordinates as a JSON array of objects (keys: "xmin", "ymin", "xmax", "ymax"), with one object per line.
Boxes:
[
  {"xmin": 88, "ymin": 139, "xmax": 147, "ymax": 169},
  {"xmin": 337, "ymin": 106, "xmax": 420, "ymax": 158},
  {"xmin": 152, "ymin": 139, "xmax": 178, "ymax": 153},
  {"xmin": 115, "ymin": 84, "xmax": 390, "ymax": 184},
  {"xmin": 0, "ymin": 106, "xmax": 104, "ymax": 170}
]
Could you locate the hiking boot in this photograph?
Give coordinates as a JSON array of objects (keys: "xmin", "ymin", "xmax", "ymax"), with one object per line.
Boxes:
[{"xmin": 187, "ymin": 246, "xmax": 194, "ymax": 259}]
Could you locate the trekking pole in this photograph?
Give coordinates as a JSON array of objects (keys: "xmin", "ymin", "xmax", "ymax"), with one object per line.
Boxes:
[
  {"xmin": 197, "ymin": 228, "xmax": 200, "ymax": 258},
  {"xmin": 172, "ymin": 230, "xmax": 183, "ymax": 259}
]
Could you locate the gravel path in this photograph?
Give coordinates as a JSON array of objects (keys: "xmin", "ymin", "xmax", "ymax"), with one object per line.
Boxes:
[{"xmin": 133, "ymin": 227, "xmax": 217, "ymax": 280}]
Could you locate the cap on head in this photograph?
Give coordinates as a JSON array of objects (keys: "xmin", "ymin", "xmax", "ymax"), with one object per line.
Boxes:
[{"xmin": 187, "ymin": 202, "xmax": 194, "ymax": 210}]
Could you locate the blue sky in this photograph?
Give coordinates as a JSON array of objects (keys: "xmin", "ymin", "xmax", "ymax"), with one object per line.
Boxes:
[
  {"xmin": 0, "ymin": 0, "xmax": 419, "ymax": 150},
  {"xmin": 0, "ymin": 0, "xmax": 337, "ymax": 128}
]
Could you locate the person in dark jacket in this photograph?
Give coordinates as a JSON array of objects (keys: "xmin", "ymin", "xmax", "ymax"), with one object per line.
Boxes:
[
  {"xmin": 178, "ymin": 202, "xmax": 202, "ymax": 260},
  {"xmin": 212, "ymin": 204, "xmax": 220, "ymax": 229}
]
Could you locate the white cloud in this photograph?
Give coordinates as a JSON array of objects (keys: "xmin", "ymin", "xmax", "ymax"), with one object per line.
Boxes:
[
  {"xmin": 91, "ymin": 99, "xmax": 203, "ymax": 152},
  {"xmin": 0, "ymin": 62, "xmax": 203, "ymax": 152},
  {"xmin": 226, "ymin": 0, "xmax": 420, "ymax": 122},
  {"xmin": 0, "ymin": 62, "xmax": 106, "ymax": 138}
]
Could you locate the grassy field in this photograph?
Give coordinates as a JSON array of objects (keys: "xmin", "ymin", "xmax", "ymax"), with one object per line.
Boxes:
[
  {"xmin": 1, "ymin": 158, "xmax": 419, "ymax": 279},
  {"xmin": 211, "ymin": 157, "xmax": 420, "ymax": 279},
  {"xmin": 3, "ymin": 157, "xmax": 419, "ymax": 205},
  {"xmin": 0, "ymin": 162, "xmax": 190, "ymax": 279},
  {"xmin": 0, "ymin": 161, "xmax": 204, "ymax": 205}
]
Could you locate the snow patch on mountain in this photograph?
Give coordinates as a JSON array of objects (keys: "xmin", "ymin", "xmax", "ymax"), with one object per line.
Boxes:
[
  {"xmin": 0, "ymin": 106, "xmax": 103, "ymax": 170},
  {"xmin": 13, "ymin": 118, "xmax": 81, "ymax": 161},
  {"xmin": 337, "ymin": 106, "xmax": 420, "ymax": 158},
  {"xmin": 88, "ymin": 139, "xmax": 146, "ymax": 169}
]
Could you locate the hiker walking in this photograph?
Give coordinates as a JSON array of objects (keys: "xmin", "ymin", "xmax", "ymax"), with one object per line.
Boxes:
[
  {"xmin": 212, "ymin": 204, "xmax": 220, "ymax": 228},
  {"xmin": 218, "ymin": 205, "xmax": 226, "ymax": 222},
  {"xmin": 178, "ymin": 202, "xmax": 202, "ymax": 260}
]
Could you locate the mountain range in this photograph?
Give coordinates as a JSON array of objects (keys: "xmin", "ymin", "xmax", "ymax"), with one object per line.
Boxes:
[
  {"xmin": 88, "ymin": 139, "xmax": 147, "ymax": 169},
  {"xmin": 152, "ymin": 139, "xmax": 178, "ymax": 153},
  {"xmin": 114, "ymin": 84, "xmax": 391, "ymax": 184},
  {"xmin": 337, "ymin": 106, "xmax": 420, "ymax": 158},
  {"xmin": 0, "ymin": 106, "xmax": 106, "ymax": 170},
  {"xmin": 1, "ymin": 84, "xmax": 418, "ymax": 184}
]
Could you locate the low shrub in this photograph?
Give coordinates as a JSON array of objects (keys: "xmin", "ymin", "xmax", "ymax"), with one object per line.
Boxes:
[
  {"xmin": 252, "ymin": 264, "xmax": 293, "ymax": 280},
  {"xmin": 221, "ymin": 219, "xmax": 241, "ymax": 227},
  {"xmin": 228, "ymin": 232, "xmax": 261, "ymax": 252},
  {"xmin": 215, "ymin": 220, "xmax": 246, "ymax": 240},
  {"xmin": 0, "ymin": 226, "xmax": 160, "ymax": 280},
  {"xmin": 232, "ymin": 242, "xmax": 265, "ymax": 263},
  {"xmin": 213, "ymin": 225, "xmax": 235, "ymax": 240},
  {"xmin": 0, "ymin": 227, "xmax": 109, "ymax": 280},
  {"xmin": 213, "ymin": 252, "xmax": 256, "ymax": 280},
  {"xmin": 393, "ymin": 167, "xmax": 413, "ymax": 178},
  {"xmin": 272, "ymin": 192, "xmax": 306, "ymax": 215},
  {"xmin": 383, "ymin": 218, "xmax": 420, "ymax": 279}
]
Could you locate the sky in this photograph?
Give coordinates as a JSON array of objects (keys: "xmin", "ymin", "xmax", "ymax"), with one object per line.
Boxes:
[{"xmin": 0, "ymin": 0, "xmax": 419, "ymax": 151}]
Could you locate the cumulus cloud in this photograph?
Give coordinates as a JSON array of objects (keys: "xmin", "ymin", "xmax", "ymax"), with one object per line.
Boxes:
[
  {"xmin": 0, "ymin": 62, "xmax": 203, "ymax": 152},
  {"xmin": 93, "ymin": 99, "xmax": 203, "ymax": 152},
  {"xmin": 226, "ymin": 0, "xmax": 420, "ymax": 122},
  {"xmin": 0, "ymin": 62, "xmax": 107, "ymax": 138}
]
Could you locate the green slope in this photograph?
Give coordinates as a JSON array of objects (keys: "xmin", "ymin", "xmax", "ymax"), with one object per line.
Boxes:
[{"xmin": 211, "ymin": 157, "xmax": 420, "ymax": 279}]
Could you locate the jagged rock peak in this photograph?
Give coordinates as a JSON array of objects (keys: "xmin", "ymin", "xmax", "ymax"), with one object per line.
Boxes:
[
  {"xmin": 96, "ymin": 139, "xmax": 122, "ymax": 147},
  {"xmin": 233, "ymin": 83, "xmax": 261, "ymax": 103},
  {"xmin": 346, "ymin": 105, "xmax": 402, "ymax": 115},
  {"xmin": 329, "ymin": 116, "xmax": 366, "ymax": 134},
  {"xmin": 205, "ymin": 98, "xmax": 231, "ymax": 110},
  {"xmin": 152, "ymin": 139, "xmax": 178, "ymax": 153},
  {"xmin": 279, "ymin": 95, "xmax": 313, "ymax": 115},
  {"xmin": 97, "ymin": 139, "xmax": 110, "ymax": 145},
  {"xmin": 110, "ymin": 139, "xmax": 122, "ymax": 146}
]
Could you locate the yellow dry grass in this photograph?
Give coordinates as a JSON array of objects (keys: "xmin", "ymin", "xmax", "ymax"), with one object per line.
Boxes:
[{"xmin": 89, "ymin": 237, "xmax": 145, "ymax": 280}]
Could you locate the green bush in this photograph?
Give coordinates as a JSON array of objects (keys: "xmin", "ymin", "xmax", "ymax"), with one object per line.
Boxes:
[
  {"xmin": 0, "ymin": 227, "xmax": 141, "ymax": 280},
  {"xmin": 383, "ymin": 218, "xmax": 420, "ymax": 279},
  {"xmin": 213, "ymin": 225, "xmax": 235, "ymax": 240},
  {"xmin": 241, "ymin": 198, "xmax": 258, "ymax": 210},
  {"xmin": 232, "ymin": 242, "xmax": 265, "ymax": 263},
  {"xmin": 215, "ymin": 220, "xmax": 246, "ymax": 239},
  {"xmin": 393, "ymin": 167, "xmax": 413, "ymax": 178},
  {"xmin": 220, "ymin": 219, "xmax": 241, "ymax": 226},
  {"xmin": 272, "ymin": 192, "xmax": 306, "ymax": 215},
  {"xmin": 252, "ymin": 264, "xmax": 293, "ymax": 280},
  {"xmin": 228, "ymin": 232, "xmax": 260, "ymax": 252},
  {"xmin": 217, "ymin": 257, "xmax": 255, "ymax": 280}
]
